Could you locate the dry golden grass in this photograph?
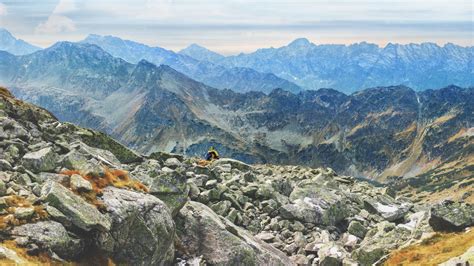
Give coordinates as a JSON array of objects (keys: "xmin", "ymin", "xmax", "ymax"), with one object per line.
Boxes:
[
  {"xmin": 0, "ymin": 240, "xmax": 55, "ymax": 265},
  {"xmin": 61, "ymin": 167, "xmax": 149, "ymax": 211},
  {"xmin": 0, "ymin": 196, "xmax": 48, "ymax": 230},
  {"xmin": 385, "ymin": 228, "xmax": 474, "ymax": 266},
  {"xmin": 395, "ymin": 122, "xmax": 417, "ymax": 139},
  {"xmin": 432, "ymin": 112, "xmax": 458, "ymax": 126}
]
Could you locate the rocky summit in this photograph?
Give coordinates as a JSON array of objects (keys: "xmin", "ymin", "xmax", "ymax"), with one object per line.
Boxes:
[{"xmin": 0, "ymin": 86, "xmax": 473, "ymax": 265}]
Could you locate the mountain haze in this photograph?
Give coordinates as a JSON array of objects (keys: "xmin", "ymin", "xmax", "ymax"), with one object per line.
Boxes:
[
  {"xmin": 81, "ymin": 34, "xmax": 302, "ymax": 94},
  {"xmin": 0, "ymin": 41, "xmax": 471, "ymax": 182},
  {"xmin": 193, "ymin": 38, "xmax": 474, "ymax": 93}
]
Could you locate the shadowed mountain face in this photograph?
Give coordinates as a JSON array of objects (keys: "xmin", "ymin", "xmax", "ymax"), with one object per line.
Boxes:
[
  {"xmin": 81, "ymin": 34, "xmax": 302, "ymax": 94},
  {"xmin": 185, "ymin": 39, "xmax": 474, "ymax": 93},
  {"xmin": 0, "ymin": 28, "xmax": 41, "ymax": 55},
  {"xmin": 0, "ymin": 42, "xmax": 472, "ymax": 181}
]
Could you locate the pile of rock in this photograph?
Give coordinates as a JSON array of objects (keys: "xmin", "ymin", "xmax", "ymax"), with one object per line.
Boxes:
[{"xmin": 185, "ymin": 158, "xmax": 473, "ymax": 265}]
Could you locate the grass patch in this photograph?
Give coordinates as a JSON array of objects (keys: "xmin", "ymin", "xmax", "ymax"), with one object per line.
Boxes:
[
  {"xmin": 61, "ymin": 167, "xmax": 149, "ymax": 211},
  {"xmin": 0, "ymin": 196, "xmax": 48, "ymax": 230},
  {"xmin": 385, "ymin": 228, "xmax": 474, "ymax": 265}
]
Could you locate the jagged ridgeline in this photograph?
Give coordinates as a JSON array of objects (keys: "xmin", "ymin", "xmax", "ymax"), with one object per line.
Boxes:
[
  {"xmin": 0, "ymin": 87, "xmax": 473, "ymax": 265},
  {"xmin": 2, "ymin": 40, "xmax": 473, "ymax": 186}
]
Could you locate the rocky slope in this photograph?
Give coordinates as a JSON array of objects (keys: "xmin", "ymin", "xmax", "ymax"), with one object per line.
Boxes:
[{"xmin": 1, "ymin": 87, "xmax": 473, "ymax": 265}]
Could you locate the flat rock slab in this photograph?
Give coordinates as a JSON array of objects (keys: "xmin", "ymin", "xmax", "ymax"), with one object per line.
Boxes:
[{"xmin": 41, "ymin": 181, "xmax": 111, "ymax": 232}]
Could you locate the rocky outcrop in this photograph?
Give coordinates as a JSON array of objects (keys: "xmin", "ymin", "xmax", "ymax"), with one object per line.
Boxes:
[
  {"xmin": 11, "ymin": 221, "xmax": 84, "ymax": 259},
  {"xmin": 41, "ymin": 181, "xmax": 111, "ymax": 232},
  {"xmin": 429, "ymin": 201, "xmax": 474, "ymax": 232},
  {"xmin": 176, "ymin": 201, "xmax": 291, "ymax": 265},
  {"xmin": 96, "ymin": 187, "xmax": 175, "ymax": 265}
]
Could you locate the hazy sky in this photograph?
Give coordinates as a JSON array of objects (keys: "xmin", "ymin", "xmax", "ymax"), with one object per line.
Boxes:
[{"xmin": 0, "ymin": 0, "xmax": 472, "ymax": 54}]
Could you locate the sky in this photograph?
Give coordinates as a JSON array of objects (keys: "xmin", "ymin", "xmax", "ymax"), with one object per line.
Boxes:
[{"xmin": 0, "ymin": 0, "xmax": 472, "ymax": 55}]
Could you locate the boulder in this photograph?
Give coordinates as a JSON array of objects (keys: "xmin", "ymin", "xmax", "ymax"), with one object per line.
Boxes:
[
  {"xmin": 429, "ymin": 201, "xmax": 474, "ymax": 232},
  {"xmin": 176, "ymin": 201, "xmax": 292, "ymax": 265},
  {"xmin": 289, "ymin": 183, "xmax": 351, "ymax": 225},
  {"xmin": 0, "ymin": 179, "xmax": 6, "ymax": 196},
  {"xmin": 164, "ymin": 157, "xmax": 182, "ymax": 169},
  {"xmin": 11, "ymin": 221, "xmax": 84, "ymax": 259},
  {"xmin": 352, "ymin": 221, "xmax": 412, "ymax": 265},
  {"xmin": 348, "ymin": 220, "xmax": 367, "ymax": 239},
  {"xmin": 363, "ymin": 195, "xmax": 412, "ymax": 222},
  {"xmin": 279, "ymin": 199, "xmax": 322, "ymax": 224},
  {"xmin": 96, "ymin": 187, "xmax": 175, "ymax": 265},
  {"xmin": 21, "ymin": 147, "xmax": 57, "ymax": 173},
  {"xmin": 318, "ymin": 242, "xmax": 350, "ymax": 266},
  {"xmin": 41, "ymin": 181, "xmax": 111, "ymax": 231},
  {"xmin": 212, "ymin": 158, "xmax": 252, "ymax": 172},
  {"xmin": 148, "ymin": 171, "xmax": 189, "ymax": 217},
  {"xmin": 69, "ymin": 174, "xmax": 92, "ymax": 192},
  {"xmin": 148, "ymin": 151, "xmax": 184, "ymax": 163}
]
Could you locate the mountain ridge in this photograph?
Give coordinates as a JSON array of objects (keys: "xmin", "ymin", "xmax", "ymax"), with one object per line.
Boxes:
[
  {"xmin": 0, "ymin": 28, "xmax": 41, "ymax": 55},
  {"xmin": 0, "ymin": 40, "xmax": 471, "ymax": 183}
]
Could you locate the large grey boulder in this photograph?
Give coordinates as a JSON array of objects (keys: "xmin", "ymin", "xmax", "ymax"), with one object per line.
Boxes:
[
  {"xmin": 212, "ymin": 158, "xmax": 252, "ymax": 172},
  {"xmin": 352, "ymin": 221, "xmax": 412, "ymax": 265},
  {"xmin": 176, "ymin": 201, "xmax": 292, "ymax": 266},
  {"xmin": 96, "ymin": 187, "xmax": 175, "ymax": 266},
  {"xmin": 11, "ymin": 221, "xmax": 84, "ymax": 259},
  {"xmin": 429, "ymin": 201, "xmax": 474, "ymax": 232},
  {"xmin": 363, "ymin": 195, "xmax": 412, "ymax": 222},
  {"xmin": 132, "ymin": 161, "xmax": 189, "ymax": 217},
  {"xmin": 279, "ymin": 199, "xmax": 322, "ymax": 224},
  {"xmin": 41, "ymin": 181, "xmax": 111, "ymax": 231},
  {"xmin": 148, "ymin": 171, "xmax": 189, "ymax": 217},
  {"xmin": 22, "ymin": 147, "xmax": 58, "ymax": 173},
  {"xmin": 0, "ymin": 117, "xmax": 28, "ymax": 140},
  {"xmin": 318, "ymin": 242, "xmax": 350, "ymax": 266},
  {"xmin": 288, "ymin": 183, "xmax": 351, "ymax": 225}
]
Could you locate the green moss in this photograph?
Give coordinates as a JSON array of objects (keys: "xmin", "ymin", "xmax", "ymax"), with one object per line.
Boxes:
[{"xmin": 79, "ymin": 130, "xmax": 142, "ymax": 164}]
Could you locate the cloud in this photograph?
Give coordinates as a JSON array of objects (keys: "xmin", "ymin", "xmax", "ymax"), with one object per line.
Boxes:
[
  {"xmin": 0, "ymin": 3, "xmax": 7, "ymax": 16},
  {"xmin": 35, "ymin": 0, "xmax": 77, "ymax": 34},
  {"xmin": 35, "ymin": 14, "xmax": 76, "ymax": 34}
]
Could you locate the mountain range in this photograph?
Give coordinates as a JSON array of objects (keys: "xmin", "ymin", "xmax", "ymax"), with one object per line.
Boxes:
[
  {"xmin": 81, "ymin": 34, "xmax": 302, "ymax": 94},
  {"xmin": 1, "ymin": 28, "xmax": 472, "ymax": 94},
  {"xmin": 196, "ymin": 38, "xmax": 473, "ymax": 93},
  {"xmin": 0, "ymin": 40, "xmax": 472, "ymax": 183}
]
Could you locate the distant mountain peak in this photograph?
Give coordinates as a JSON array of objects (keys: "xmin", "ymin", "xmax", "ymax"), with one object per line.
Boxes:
[
  {"xmin": 179, "ymin": 43, "xmax": 224, "ymax": 62},
  {"xmin": 287, "ymin": 38, "xmax": 313, "ymax": 48},
  {"xmin": 0, "ymin": 28, "xmax": 41, "ymax": 55}
]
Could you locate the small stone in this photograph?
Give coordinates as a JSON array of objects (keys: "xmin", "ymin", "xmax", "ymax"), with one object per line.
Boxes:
[
  {"xmin": 0, "ymin": 180, "xmax": 6, "ymax": 196},
  {"xmin": 0, "ymin": 159, "xmax": 12, "ymax": 171},
  {"xmin": 348, "ymin": 220, "xmax": 368, "ymax": 239},
  {"xmin": 21, "ymin": 147, "xmax": 58, "ymax": 173},
  {"xmin": 14, "ymin": 207, "xmax": 35, "ymax": 219},
  {"xmin": 284, "ymin": 243, "xmax": 298, "ymax": 255},
  {"xmin": 164, "ymin": 158, "xmax": 182, "ymax": 169},
  {"xmin": 256, "ymin": 232, "xmax": 275, "ymax": 242},
  {"xmin": 291, "ymin": 221, "xmax": 305, "ymax": 232},
  {"xmin": 70, "ymin": 174, "xmax": 92, "ymax": 192},
  {"xmin": 226, "ymin": 208, "xmax": 238, "ymax": 223},
  {"xmin": 290, "ymin": 254, "xmax": 309, "ymax": 265},
  {"xmin": 205, "ymin": 179, "xmax": 218, "ymax": 188},
  {"xmin": 0, "ymin": 197, "xmax": 7, "ymax": 210}
]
